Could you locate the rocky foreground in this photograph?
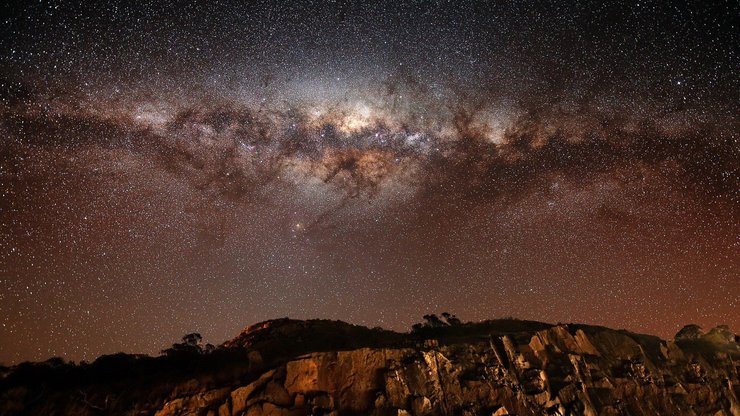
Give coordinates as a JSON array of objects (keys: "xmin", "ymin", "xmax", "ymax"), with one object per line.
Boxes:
[{"xmin": 1, "ymin": 318, "xmax": 739, "ymax": 415}]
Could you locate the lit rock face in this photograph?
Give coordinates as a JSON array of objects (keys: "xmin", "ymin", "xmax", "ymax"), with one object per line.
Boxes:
[{"xmin": 154, "ymin": 325, "xmax": 740, "ymax": 416}]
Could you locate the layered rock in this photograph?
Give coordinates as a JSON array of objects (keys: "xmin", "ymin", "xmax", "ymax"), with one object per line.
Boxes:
[
  {"xmin": 2, "ymin": 320, "xmax": 738, "ymax": 415},
  {"xmin": 152, "ymin": 324, "xmax": 740, "ymax": 416}
]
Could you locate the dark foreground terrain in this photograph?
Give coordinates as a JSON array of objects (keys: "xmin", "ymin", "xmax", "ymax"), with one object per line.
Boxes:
[{"xmin": 1, "ymin": 317, "xmax": 738, "ymax": 415}]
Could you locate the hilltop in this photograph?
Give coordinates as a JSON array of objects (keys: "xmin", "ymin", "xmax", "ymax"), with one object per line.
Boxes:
[{"xmin": 1, "ymin": 317, "xmax": 738, "ymax": 415}]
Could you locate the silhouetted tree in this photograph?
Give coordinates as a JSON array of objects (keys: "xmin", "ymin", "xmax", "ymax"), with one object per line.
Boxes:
[
  {"xmin": 44, "ymin": 357, "xmax": 67, "ymax": 367},
  {"xmin": 411, "ymin": 313, "xmax": 465, "ymax": 332},
  {"xmin": 182, "ymin": 333, "xmax": 203, "ymax": 348},
  {"xmin": 423, "ymin": 314, "xmax": 446, "ymax": 328},
  {"xmin": 441, "ymin": 312, "xmax": 462, "ymax": 326},
  {"xmin": 162, "ymin": 333, "xmax": 211, "ymax": 356}
]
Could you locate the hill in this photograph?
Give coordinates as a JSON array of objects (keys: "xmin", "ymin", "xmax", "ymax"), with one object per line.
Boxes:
[{"xmin": 1, "ymin": 318, "xmax": 738, "ymax": 415}]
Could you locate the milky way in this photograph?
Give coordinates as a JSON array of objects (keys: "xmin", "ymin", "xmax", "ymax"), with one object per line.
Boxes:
[{"xmin": 0, "ymin": 0, "xmax": 738, "ymax": 363}]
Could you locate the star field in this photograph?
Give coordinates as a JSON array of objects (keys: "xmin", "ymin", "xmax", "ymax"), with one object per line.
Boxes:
[{"xmin": 0, "ymin": 0, "xmax": 738, "ymax": 364}]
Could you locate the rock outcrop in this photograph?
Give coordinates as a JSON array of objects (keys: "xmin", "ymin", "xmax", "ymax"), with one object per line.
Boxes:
[
  {"xmin": 151, "ymin": 323, "xmax": 739, "ymax": 416},
  {"xmin": 2, "ymin": 319, "xmax": 738, "ymax": 415}
]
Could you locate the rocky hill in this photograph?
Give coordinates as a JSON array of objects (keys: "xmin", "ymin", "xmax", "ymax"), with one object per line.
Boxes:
[{"xmin": 1, "ymin": 318, "xmax": 738, "ymax": 415}]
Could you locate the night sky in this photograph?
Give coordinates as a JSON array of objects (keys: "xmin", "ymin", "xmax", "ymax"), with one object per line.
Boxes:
[{"xmin": 1, "ymin": 0, "xmax": 738, "ymax": 364}]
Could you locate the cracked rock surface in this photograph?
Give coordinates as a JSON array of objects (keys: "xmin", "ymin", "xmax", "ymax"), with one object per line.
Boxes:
[{"xmin": 2, "ymin": 319, "xmax": 738, "ymax": 415}]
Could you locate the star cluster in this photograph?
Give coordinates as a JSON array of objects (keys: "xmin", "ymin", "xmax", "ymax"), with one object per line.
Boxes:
[{"xmin": 0, "ymin": 0, "xmax": 737, "ymax": 364}]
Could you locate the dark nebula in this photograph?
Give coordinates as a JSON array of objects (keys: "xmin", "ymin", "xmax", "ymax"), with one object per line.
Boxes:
[{"xmin": 0, "ymin": 0, "xmax": 737, "ymax": 363}]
